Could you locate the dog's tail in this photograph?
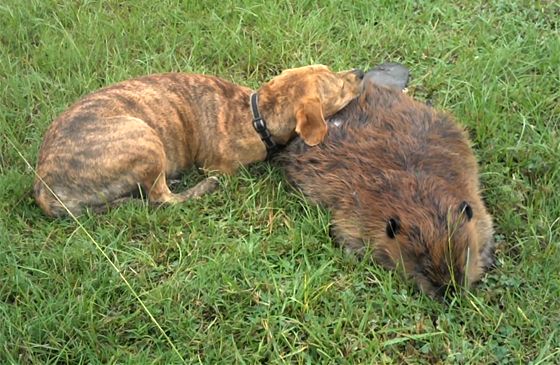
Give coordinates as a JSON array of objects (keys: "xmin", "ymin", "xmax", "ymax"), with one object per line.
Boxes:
[{"xmin": 33, "ymin": 178, "xmax": 64, "ymax": 217}]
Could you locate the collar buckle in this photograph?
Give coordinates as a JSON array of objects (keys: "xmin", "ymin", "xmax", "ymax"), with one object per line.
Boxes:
[{"xmin": 250, "ymin": 92, "xmax": 280, "ymax": 159}]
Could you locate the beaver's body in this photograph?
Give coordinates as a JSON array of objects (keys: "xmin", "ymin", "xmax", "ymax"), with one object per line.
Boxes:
[{"xmin": 278, "ymin": 79, "xmax": 495, "ymax": 298}]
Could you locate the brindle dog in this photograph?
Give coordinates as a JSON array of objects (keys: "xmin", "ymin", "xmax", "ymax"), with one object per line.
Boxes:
[{"xmin": 35, "ymin": 65, "xmax": 364, "ymax": 216}]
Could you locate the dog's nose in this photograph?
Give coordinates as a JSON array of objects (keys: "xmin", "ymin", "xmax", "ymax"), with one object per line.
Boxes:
[{"xmin": 352, "ymin": 69, "xmax": 365, "ymax": 80}]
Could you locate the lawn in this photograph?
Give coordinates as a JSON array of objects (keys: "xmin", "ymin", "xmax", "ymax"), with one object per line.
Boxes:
[{"xmin": 1, "ymin": 1, "xmax": 559, "ymax": 363}]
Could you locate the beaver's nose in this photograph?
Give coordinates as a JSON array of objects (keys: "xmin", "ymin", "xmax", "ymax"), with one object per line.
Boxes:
[
  {"xmin": 434, "ymin": 284, "xmax": 459, "ymax": 302},
  {"xmin": 352, "ymin": 69, "xmax": 365, "ymax": 80}
]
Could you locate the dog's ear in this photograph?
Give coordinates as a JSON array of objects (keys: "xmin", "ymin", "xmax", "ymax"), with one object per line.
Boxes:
[{"xmin": 295, "ymin": 97, "xmax": 328, "ymax": 146}]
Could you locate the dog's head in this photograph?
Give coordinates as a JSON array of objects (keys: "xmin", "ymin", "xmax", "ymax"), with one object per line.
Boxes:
[{"xmin": 261, "ymin": 65, "xmax": 364, "ymax": 146}]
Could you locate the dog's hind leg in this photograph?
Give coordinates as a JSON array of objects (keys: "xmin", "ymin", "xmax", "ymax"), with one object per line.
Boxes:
[
  {"xmin": 180, "ymin": 176, "xmax": 220, "ymax": 199},
  {"xmin": 147, "ymin": 174, "xmax": 220, "ymax": 204}
]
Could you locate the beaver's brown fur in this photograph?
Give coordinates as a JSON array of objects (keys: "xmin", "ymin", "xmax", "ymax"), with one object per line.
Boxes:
[{"xmin": 277, "ymin": 81, "xmax": 495, "ymax": 298}]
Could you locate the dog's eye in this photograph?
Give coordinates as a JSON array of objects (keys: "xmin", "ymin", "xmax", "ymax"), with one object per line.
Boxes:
[
  {"xmin": 459, "ymin": 201, "xmax": 473, "ymax": 221},
  {"xmin": 386, "ymin": 217, "xmax": 401, "ymax": 239}
]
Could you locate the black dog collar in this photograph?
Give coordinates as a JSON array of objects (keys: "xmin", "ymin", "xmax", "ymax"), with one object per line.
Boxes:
[{"xmin": 251, "ymin": 92, "xmax": 280, "ymax": 159}]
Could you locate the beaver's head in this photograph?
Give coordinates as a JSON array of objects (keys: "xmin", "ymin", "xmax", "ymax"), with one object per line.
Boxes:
[{"xmin": 360, "ymin": 173, "xmax": 495, "ymax": 299}]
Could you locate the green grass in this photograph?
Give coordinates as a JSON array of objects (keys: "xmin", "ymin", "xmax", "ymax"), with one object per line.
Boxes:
[{"xmin": 1, "ymin": 0, "xmax": 559, "ymax": 363}]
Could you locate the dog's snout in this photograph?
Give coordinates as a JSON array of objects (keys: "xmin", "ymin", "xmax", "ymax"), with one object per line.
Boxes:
[{"xmin": 352, "ymin": 69, "xmax": 365, "ymax": 80}]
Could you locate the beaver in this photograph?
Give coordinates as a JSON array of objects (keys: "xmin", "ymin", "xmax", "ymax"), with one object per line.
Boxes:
[{"xmin": 277, "ymin": 65, "xmax": 495, "ymax": 298}]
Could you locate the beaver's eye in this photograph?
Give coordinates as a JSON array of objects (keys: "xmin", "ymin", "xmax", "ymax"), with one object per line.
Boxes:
[
  {"xmin": 459, "ymin": 201, "xmax": 473, "ymax": 221},
  {"xmin": 386, "ymin": 217, "xmax": 400, "ymax": 239}
]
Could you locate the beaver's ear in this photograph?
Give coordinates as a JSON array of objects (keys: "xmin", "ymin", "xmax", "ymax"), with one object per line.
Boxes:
[
  {"xmin": 386, "ymin": 217, "xmax": 401, "ymax": 239},
  {"xmin": 295, "ymin": 96, "xmax": 328, "ymax": 146},
  {"xmin": 459, "ymin": 201, "xmax": 473, "ymax": 221}
]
